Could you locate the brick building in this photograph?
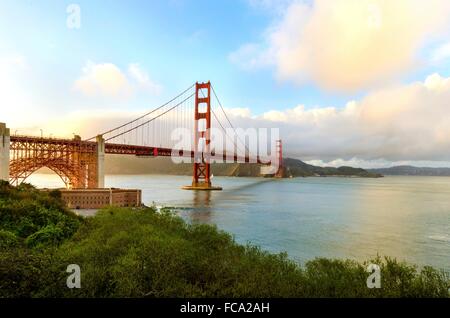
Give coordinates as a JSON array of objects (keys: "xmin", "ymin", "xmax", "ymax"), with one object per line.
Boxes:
[{"xmin": 56, "ymin": 188, "xmax": 142, "ymax": 209}]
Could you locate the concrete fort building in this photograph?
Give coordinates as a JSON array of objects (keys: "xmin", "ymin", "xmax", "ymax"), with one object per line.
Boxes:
[{"xmin": 56, "ymin": 188, "xmax": 142, "ymax": 209}]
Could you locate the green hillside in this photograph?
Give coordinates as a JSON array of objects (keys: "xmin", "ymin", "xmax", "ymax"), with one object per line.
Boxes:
[
  {"xmin": 369, "ymin": 165, "xmax": 450, "ymax": 176},
  {"xmin": 103, "ymin": 155, "xmax": 382, "ymax": 178}
]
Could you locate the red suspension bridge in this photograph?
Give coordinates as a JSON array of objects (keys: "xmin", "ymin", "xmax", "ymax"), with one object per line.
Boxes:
[{"xmin": 0, "ymin": 82, "xmax": 283, "ymax": 190}]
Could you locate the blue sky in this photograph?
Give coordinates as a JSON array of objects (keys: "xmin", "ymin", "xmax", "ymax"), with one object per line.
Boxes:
[
  {"xmin": 1, "ymin": 0, "xmax": 450, "ymax": 167},
  {"xmin": 0, "ymin": 0, "xmax": 363, "ymax": 114}
]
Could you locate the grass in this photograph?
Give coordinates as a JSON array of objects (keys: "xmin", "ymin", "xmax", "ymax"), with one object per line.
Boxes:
[{"xmin": 0, "ymin": 181, "xmax": 449, "ymax": 298}]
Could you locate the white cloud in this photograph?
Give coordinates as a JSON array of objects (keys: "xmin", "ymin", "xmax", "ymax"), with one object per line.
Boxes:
[
  {"xmin": 74, "ymin": 61, "xmax": 132, "ymax": 97},
  {"xmin": 247, "ymin": 0, "xmax": 293, "ymax": 14},
  {"xmin": 42, "ymin": 109, "xmax": 143, "ymax": 139},
  {"xmin": 228, "ymin": 43, "xmax": 271, "ymax": 70},
  {"xmin": 431, "ymin": 42, "xmax": 450, "ymax": 64},
  {"xmin": 183, "ymin": 29, "xmax": 208, "ymax": 44},
  {"xmin": 223, "ymin": 107, "xmax": 252, "ymax": 118},
  {"xmin": 424, "ymin": 73, "xmax": 450, "ymax": 91},
  {"xmin": 128, "ymin": 63, "xmax": 162, "ymax": 94},
  {"xmin": 74, "ymin": 61, "xmax": 162, "ymax": 98},
  {"xmin": 261, "ymin": 109, "xmax": 288, "ymax": 122},
  {"xmin": 219, "ymin": 73, "xmax": 450, "ymax": 163},
  {"xmin": 0, "ymin": 55, "xmax": 40, "ymax": 127},
  {"xmin": 234, "ymin": 0, "xmax": 450, "ymax": 92}
]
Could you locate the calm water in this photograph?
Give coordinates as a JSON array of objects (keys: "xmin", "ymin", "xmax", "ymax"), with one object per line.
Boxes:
[{"xmin": 27, "ymin": 174, "xmax": 450, "ymax": 271}]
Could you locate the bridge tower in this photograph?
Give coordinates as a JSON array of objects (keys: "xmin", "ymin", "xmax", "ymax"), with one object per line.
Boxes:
[
  {"xmin": 0, "ymin": 123, "xmax": 10, "ymax": 182},
  {"xmin": 183, "ymin": 82, "xmax": 222, "ymax": 191},
  {"xmin": 275, "ymin": 139, "xmax": 283, "ymax": 178}
]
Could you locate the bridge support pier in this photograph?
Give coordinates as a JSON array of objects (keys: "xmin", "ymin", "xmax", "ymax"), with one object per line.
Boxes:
[
  {"xmin": 96, "ymin": 135, "xmax": 105, "ymax": 188},
  {"xmin": 0, "ymin": 123, "xmax": 10, "ymax": 182}
]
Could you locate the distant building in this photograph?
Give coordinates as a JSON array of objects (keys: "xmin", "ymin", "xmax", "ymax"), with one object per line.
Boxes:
[{"xmin": 53, "ymin": 188, "xmax": 142, "ymax": 209}]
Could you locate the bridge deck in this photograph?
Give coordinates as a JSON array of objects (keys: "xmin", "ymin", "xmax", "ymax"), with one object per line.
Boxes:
[{"xmin": 10, "ymin": 135, "xmax": 270, "ymax": 164}]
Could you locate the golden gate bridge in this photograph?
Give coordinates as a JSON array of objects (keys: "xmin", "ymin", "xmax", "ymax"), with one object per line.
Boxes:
[{"xmin": 0, "ymin": 82, "xmax": 283, "ymax": 190}]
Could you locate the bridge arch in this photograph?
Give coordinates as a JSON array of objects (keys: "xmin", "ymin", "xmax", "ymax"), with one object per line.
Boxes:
[{"xmin": 9, "ymin": 158, "xmax": 82, "ymax": 188}]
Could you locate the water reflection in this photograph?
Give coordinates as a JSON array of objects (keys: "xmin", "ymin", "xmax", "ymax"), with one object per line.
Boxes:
[
  {"xmin": 189, "ymin": 190, "xmax": 213, "ymax": 223},
  {"xmin": 185, "ymin": 179, "xmax": 273, "ymax": 224},
  {"xmin": 192, "ymin": 189, "xmax": 212, "ymax": 207}
]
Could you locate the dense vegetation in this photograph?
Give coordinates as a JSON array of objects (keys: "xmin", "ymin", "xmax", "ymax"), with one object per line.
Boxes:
[
  {"xmin": 0, "ymin": 181, "xmax": 448, "ymax": 298},
  {"xmin": 0, "ymin": 181, "xmax": 81, "ymax": 249}
]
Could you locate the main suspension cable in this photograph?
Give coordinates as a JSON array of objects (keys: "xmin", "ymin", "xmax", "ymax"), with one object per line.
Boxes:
[
  {"xmin": 85, "ymin": 83, "xmax": 195, "ymax": 141},
  {"xmin": 105, "ymin": 92, "xmax": 195, "ymax": 142}
]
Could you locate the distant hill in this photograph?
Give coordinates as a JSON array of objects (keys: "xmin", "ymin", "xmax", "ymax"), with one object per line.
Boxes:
[
  {"xmin": 103, "ymin": 155, "xmax": 382, "ymax": 178},
  {"xmin": 368, "ymin": 165, "xmax": 450, "ymax": 176},
  {"xmin": 281, "ymin": 158, "xmax": 382, "ymax": 178}
]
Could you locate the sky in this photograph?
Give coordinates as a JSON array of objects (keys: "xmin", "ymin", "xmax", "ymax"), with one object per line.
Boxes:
[{"xmin": 1, "ymin": 0, "xmax": 450, "ymax": 168}]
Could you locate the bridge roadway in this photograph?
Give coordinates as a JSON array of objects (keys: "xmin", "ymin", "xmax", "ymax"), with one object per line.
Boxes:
[{"xmin": 9, "ymin": 135, "xmax": 269, "ymax": 164}]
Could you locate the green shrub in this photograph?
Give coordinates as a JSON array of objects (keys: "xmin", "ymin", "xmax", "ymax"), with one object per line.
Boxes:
[
  {"xmin": 0, "ymin": 248, "xmax": 63, "ymax": 298},
  {"xmin": 48, "ymin": 189, "xmax": 62, "ymax": 200},
  {"xmin": 0, "ymin": 229, "xmax": 18, "ymax": 248},
  {"xmin": 16, "ymin": 216, "xmax": 39, "ymax": 237},
  {"xmin": 0, "ymin": 183, "xmax": 82, "ymax": 247},
  {"xmin": 25, "ymin": 225, "xmax": 65, "ymax": 248}
]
